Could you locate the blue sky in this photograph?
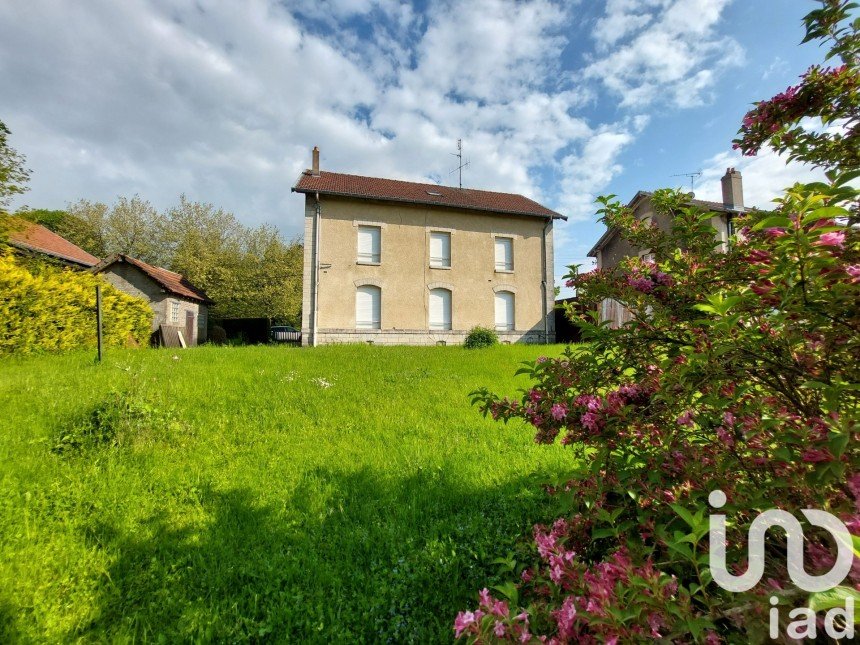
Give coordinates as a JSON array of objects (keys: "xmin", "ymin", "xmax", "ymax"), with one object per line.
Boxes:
[{"xmin": 0, "ymin": 1, "xmax": 827, "ymax": 294}]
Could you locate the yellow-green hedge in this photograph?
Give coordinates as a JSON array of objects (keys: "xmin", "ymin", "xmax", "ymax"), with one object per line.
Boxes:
[{"xmin": 0, "ymin": 250, "xmax": 152, "ymax": 354}]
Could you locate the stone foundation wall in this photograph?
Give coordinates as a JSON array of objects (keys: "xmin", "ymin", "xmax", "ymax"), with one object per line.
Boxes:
[{"xmin": 307, "ymin": 328, "xmax": 553, "ymax": 346}]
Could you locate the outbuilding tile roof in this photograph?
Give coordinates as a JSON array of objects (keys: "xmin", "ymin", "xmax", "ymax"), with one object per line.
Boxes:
[
  {"xmin": 7, "ymin": 220, "xmax": 100, "ymax": 267},
  {"xmin": 93, "ymin": 254, "xmax": 212, "ymax": 303},
  {"xmin": 293, "ymin": 170, "xmax": 566, "ymax": 220}
]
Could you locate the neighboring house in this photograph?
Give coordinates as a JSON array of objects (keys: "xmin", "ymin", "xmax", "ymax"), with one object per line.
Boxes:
[
  {"xmin": 92, "ymin": 254, "xmax": 212, "ymax": 346},
  {"xmin": 292, "ymin": 147, "xmax": 566, "ymax": 346},
  {"xmin": 587, "ymin": 168, "xmax": 748, "ymax": 328},
  {"xmin": 6, "ymin": 220, "xmax": 99, "ymax": 269}
]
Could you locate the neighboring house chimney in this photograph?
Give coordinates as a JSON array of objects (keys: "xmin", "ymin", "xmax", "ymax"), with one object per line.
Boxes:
[
  {"xmin": 312, "ymin": 146, "xmax": 320, "ymax": 176},
  {"xmin": 721, "ymin": 167, "xmax": 744, "ymax": 210}
]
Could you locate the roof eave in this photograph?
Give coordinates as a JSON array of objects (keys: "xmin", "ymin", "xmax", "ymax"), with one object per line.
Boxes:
[{"xmin": 9, "ymin": 240, "xmax": 97, "ymax": 267}]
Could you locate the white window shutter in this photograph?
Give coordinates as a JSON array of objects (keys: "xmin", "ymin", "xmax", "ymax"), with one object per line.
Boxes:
[
  {"xmin": 357, "ymin": 226, "xmax": 381, "ymax": 263},
  {"xmin": 429, "ymin": 288, "xmax": 452, "ymax": 330},
  {"xmin": 494, "ymin": 291, "xmax": 514, "ymax": 331},
  {"xmin": 495, "ymin": 238, "xmax": 512, "ymax": 271},
  {"xmin": 356, "ymin": 285, "xmax": 381, "ymax": 329},
  {"xmin": 430, "ymin": 232, "xmax": 451, "ymax": 268}
]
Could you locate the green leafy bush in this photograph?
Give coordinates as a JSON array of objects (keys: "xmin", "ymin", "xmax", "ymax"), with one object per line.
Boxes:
[
  {"xmin": 0, "ymin": 250, "xmax": 152, "ymax": 353},
  {"xmin": 464, "ymin": 326, "xmax": 498, "ymax": 349},
  {"xmin": 209, "ymin": 325, "xmax": 227, "ymax": 345}
]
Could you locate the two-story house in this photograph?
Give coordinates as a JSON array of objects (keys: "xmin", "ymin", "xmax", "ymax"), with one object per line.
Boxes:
[
  {"xmin": 586, "ymin": 168, "xmax": 748, "ymax": 327},
  {"xmin": 292, "ymin": 147, "xmax": 566, "ymax": 346}
]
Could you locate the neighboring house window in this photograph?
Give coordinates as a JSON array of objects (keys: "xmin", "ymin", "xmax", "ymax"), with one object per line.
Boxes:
[
  {"xmin": 494, "ymin": 291, "xmax": 515, "ymax": 331},
  {"xmin": 494, "ymin": 237, "xmax": 513, "ymax": 272},
  {"xmin": 198, "ymin": 311, "xmax": 207, "ymax": 329},
  {"xmin": 428, "ymin": 288, "xmax": 452, "ymax": 330},
  {"xmin": 429, "ymin": 232, "xmax": 451, "ymax": 268},
  {"xmin": 170, "ymin": 300, "xmax": 180, "ymax": 324},
  {"xmin": 356, "ymin": 285, "xmax": 381, "ymax": 329},
  {"xmin": 357, "ymin": 226, "xmax": 381, "ymax": 264}
]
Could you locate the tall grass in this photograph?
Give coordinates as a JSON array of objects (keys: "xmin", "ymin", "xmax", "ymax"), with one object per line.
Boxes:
[{"xmin": 0, "ymin": 345, "xmax": 576, "ymax": 642}]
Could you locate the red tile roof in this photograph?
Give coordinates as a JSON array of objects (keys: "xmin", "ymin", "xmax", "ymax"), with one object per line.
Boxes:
[
  {"xmin": 7, "ymin": 220, "xmax": 100, "ymax": 267},
  {"xmin": 93, "ymin": 254, "xmax": 212, "ymax": 303},
  {"xmin": 293, "ymin": 170, "xmax": 566, "ymax": 220}
]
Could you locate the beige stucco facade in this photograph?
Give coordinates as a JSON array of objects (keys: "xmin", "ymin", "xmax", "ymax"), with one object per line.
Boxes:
[{"xmin": 301, "ymin": 195, "xmax": 556, "ymax": 345}]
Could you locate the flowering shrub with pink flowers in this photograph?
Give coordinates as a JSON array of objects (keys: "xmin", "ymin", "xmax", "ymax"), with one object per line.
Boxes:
[
  {"xmin": 733, "ymin": 0, "xmax": 858, "ymax": 170},
  {"xmin": 456, "ymin": 3, "xmax": 859, "ymax": 642}
]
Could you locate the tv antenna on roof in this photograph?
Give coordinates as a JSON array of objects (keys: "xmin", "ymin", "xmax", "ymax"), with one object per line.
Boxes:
[
  {"xmin": 671, "ymin": 170, "xmax": 702, "ymax": 191},
  {"xmin": 450, "ymin": 139, "xmax": 470, "ymax": 189}
]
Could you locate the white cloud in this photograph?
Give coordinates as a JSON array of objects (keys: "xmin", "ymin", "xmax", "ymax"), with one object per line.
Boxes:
[
  {"xmin": 695, "ymin": 148, "xmax": 826, "ymax": 209},
  {"xmin": 585, "ymin": 0, "xmax": 743, "ymax": 108},
  {"xmin": 0, "ymin": 0, "xmax": 754, "ymax": 268},
  {"xmin": 762, "ymin": 56, "xmax": 790, "ymax": 80}
]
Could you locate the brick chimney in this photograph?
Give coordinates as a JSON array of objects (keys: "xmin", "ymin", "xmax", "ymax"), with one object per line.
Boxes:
[
  {"xmin": 721, "ymin": 167, "xmax": 743, "ymax": 210},
  {"xmin": 311, "ymin": 146, "xmax": 320, "ymax": 176}
]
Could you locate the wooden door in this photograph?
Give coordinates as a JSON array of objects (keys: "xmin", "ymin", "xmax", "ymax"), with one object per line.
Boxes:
[{"xmin": 185, "ymin": 310, "xmax": 195, "ymax": 346}]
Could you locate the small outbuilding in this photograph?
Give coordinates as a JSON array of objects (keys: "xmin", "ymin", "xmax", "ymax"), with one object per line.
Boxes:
[{"xmin": 92, "ymin": 254, "xmax": 212, "ymax": 346}]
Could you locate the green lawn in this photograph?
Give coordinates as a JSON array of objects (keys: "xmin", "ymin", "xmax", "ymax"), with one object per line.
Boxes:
[{"xmin": 0, "ymin": 345, "xmax": 577, "ymax": 643}]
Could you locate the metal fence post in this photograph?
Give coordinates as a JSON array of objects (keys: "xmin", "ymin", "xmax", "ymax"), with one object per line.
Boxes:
[{"xmin": 96, "ymin": 285, "xmax": 103, "ymax": 363}]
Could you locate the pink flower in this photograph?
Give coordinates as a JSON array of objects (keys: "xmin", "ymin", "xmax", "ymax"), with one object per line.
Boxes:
[
  {"xmin": 801, "ymin": 448, "xmax": 834, "ymax": 463},
  {"xmin": 554, "ymin": 596, "xmax": 577, "ymax": 638},
  {"xmin": 492, "ymin": 600, "xmax": 510, "ymax": 618},
  {"xmin": 716, "ymin": 426, "xmax": 735, "ymax": 448},
  {"xmin": 494, "ymin": 620, "xmax": 506, "ymax": 637},
  {"xmin": 846, "ymin": 473, "xmax": 860, "ymax": 502},
  {"xmin": 765, "ymin": 227, "xmax": 787, "ymax": 238},
  {"xmin": 817, "ymin": 231, "xmax": 845, "ymax": 249},
  {"xmin": 478, "ymin": 588, "xmax": 492, "ymax": 607},
  {"xmin": 845, "ymin": 265, "xmax": 860, "ymax": 283},
  {"xmin": 453, "ymin": 611, "xmax": 476, "ymax": 638},
  {"xmin": 627, "ymin": 275, "xmax": 654, "ymax": 293},
  {"xmin": 676, "ymin": 410, "xmax": 694, "ymax": 426},
  {"xmin": 748, "ymin": 249, "xmax": 771, "ymax": 264},
  {"xmin": 705, "ymin": 631, "xmax": 722, "ymax": 644},
  {"xmin": 580, "ymin": 411, "xmax": 601, "ymax": 432},
  {"xmin": 648, "ymin": 613, "xmax": 666, "ymax": 638},
  {"xmin": 551, "ymin": 403, "xmax": 568, "ymax": 421}
]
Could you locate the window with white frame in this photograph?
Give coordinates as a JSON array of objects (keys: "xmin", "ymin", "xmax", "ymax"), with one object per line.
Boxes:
[
  {"xmin": 494, "ymin": 237, "xmax": 513, "ymax": 272},
  {"xmin": 357, "ymin": 225, "xmax": 381, "ymax": 264},
  {"xmin": 494, "ymin": 291, "xmax": 515, "ymax": 331},
  {"xmin": 170, "ymin": 300, "xmax": 180, "ymax": 324},
  {"xmin": 429, "ymin": 232, "xmax": 451, "ymax": 268},
  {"xmin": 355, "ymin": 285, "xmax": 381, "ymax": 329},
  {"xmin": 428, "ymin": 288, "xmax": 452, "ymax": 330}
]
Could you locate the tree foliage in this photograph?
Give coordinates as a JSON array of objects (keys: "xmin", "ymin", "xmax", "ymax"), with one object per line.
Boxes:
[
  {"xmin": 29, "ymin": 195, "xmax": 304, "ymax": 325},
  {"xmin": 458, "ymin": 3, "xmax": 860, "ymax": 642},
  {"xmin": 0, "ymin": 120, "xmax": 30, "ymax": 240}
]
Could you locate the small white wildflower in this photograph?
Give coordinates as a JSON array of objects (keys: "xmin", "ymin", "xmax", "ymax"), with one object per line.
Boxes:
[{"xmin": 312, "ymin": 377, "xmax": 332, "ymax": 389}]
